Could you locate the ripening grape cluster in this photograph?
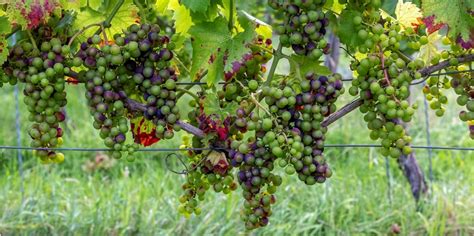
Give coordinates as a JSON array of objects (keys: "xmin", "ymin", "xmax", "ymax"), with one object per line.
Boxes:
[
  {"xmin": 221, "ymin": 36, "xmax": 273, "ymax": 102},
  {"xmin": 178, "ymin": 154, "xmax": 239, "ymax": 217},
  {"xmin": 349, "ymin": 54, "xmax": 422, "ymax": 158},
  {"xmin": 422, "ymin": 76, "xmax": 450, "ymax": 117},
  {"xmin": 263, "ymin": 72, "xmax": 343, "ymax": 184},
  {"xmin": 269, "ymin": 0, "xmax": 330, "ymax": 59},
  {"xmin": 75, "ymin": 23, "xmax": 178, "ymax": 159},
  {"xmin": 451, "ymin": 75, "xmax": 474, "ymax": 139},
  {"xmin": 223, "ymin": 72, "xmax": 343, "ymax": 229},
  {"xmin": 2, "ymin": 35, "xmax": 68, "ymax": 163},
  {"xmin": 344, "ymin": 12, "xmax": 431, "ymax": 158},
  {"xmin": 230, "ymin": 110, "xmax": 283, "ymax": 230}
]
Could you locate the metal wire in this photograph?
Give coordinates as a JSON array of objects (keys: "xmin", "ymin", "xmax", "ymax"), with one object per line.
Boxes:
[
  {"xmin": 1, "ymin": 144, "xmax": 473, "ymax": 152},
  {"xmin": 173, "ymin": 70, "xmax": 473, "ymax": 86},
  {"xmin": 0, "ymin": 146, "xmax": 221, "ymax": 152},
  {"xmin": 165, "ymin": 153, "xmax": 189, "ymax": 174}
]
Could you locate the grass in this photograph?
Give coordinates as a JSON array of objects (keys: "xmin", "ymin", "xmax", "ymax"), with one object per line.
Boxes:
[{"xmin": 0, "ymin": 79, "xmax": 473, "ymax": 235}]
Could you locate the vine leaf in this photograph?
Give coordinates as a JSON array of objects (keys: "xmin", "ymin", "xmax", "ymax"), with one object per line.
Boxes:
[
  {"xmin": 0, "ymin": 16, "xmax": 11, "ymax": 66},
  {"xmin": 395, "ymin": 0, "xmax": 422, "ymax": 30},
  {"xmin": 155, "ymin": 0, "xmax": 171, "ymax": 13},
  {"xmin": 289, "ymin": 55, "xmax": 332, "ymax": 81},
  {"xmin": 323, "ymin": 0, "xmax": 344, "ymax": 14},
  {"xmin": 154, "ymin": 0, "xmax": 193, "ymax": 35},
  {"xmin": 73, "ymin": 0, "xmax": 139, "ymax": 40},
  {"xmin": 334, "ymin": 9, "xmax": 365, "ymax": 49},
  {"xmin": 59, "ymin": 0, "xmax": 82, "ymax": 11},
  {"xmin": 189, "ymin": 16, "xmax": 256, "ymax": 86},
  {"xmin": 181, "ymin": 0, "xmax": 211, "ymax": 13},
  {"xmin": 202, "ymin": 93, "xmax": 239, "ymax": 118},
  {"xmin": 422, "ymin": 0, "xmax": 474, "ymax": 41},
  {"xmin": 418, "ymin": 32, "xmax": 441, "ymax": 64},
  {"xmin": 130, "ymin": 116, "xmax": 160, "ymax": 147},
  {"xmin": 168, "ymin": 0, "xmax": 194, "ymax": 35}
]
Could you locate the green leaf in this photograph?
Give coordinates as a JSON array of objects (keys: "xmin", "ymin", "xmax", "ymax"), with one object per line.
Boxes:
[
  {"xmin": 0, "ymin": 16, "xmax": 11, "ymax": 66},
  {"xmin": 189, "ymin": 17, "xmax": 229, "ymax": 84},
  {"xmin": 169, "ymin": 0, "xmax": 194, "ymax": 35},
  {"xmin": 224, "ymin": 15, "xmax": 255, "ymax": 71},
  {"xmin": 289, "ymin": 55, "xmax": 332, "ymax": 81},
  {"xmin": 54, "ymin": 11, "xmax": 76, "ymax": 33},
  {"xmin": 73, "ymin": 0, "xmax": 138, "ymax": 41},
  {"xmin": 202, "ymin": 93, "xmax": 239, "ymax": 117},
  {"xmin": 155, "ymin": 0, "xmax": 171, "ymax": 13},
  {"xmin": 189, "ymin": 16, "xmax": 256, "ymax": 86},
  {"xmin": 0, "ymin": 16, "xmax": 12, "ymax": 35},
  {"xmin": 0, "ymin": 37, "xmax": 9, "ymax": 66},
  {"xmin": 422, "ymin": 0, "xmax": 474, "ymax": 41},
  {"xmin": 181, "ymin": 0, "xmax": 210, "ymax": 13},
  {"xmin": 334, "ymin": 9, "xmax": 365, "ymax": 50},
  {"xmin": 60, "ymin": 0, "xmax": 82, "ymax": 11}
]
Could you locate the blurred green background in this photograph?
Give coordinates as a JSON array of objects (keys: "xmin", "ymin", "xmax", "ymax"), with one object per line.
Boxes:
[{"xmin": 0, "ymin": 56, "xmax": 473, "ymax": 235}]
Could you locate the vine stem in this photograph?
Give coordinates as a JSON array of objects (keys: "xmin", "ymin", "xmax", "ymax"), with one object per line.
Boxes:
[
  {"xmin": 176, "ymin": 70, "xmax": 208, "ymax": 99},
  {"xmin": 379, "ymin": 45, "xmax": 392, "ymax": 86},
  {"xmin": 395, "ymin": 50, "xmax": 411, "ymax": 63},
  {"xmin": 26, "ymin": 30, "xmax": 38, "ymax": 51},
  {"xmin": 244, "ymin": 43, "xmax": 283, "ymax": 115},
  {"xmin": 94, "ymin": 0, "xmax": 125, "ymax": 35},
  {"xmin": 250, "ymin": 93, "xmax": 273, "ymax": 120},
  {"xmin": 101, "ymin": 24, "xmax": 109, "ymax": 45},
  {"xmin": 68, "ymin": 23, "xmax": 102, "ymax": 48},
  {"xmin": 177, "ymin": 88, "xmax": 200, "ymax": 103},
  {"xmin": 264, "ymin": 43, "xmax": 284, "ymax": 87},
  {"xmin": 228, "ymin": 0, "xmax": 234, "ymax": 32}
]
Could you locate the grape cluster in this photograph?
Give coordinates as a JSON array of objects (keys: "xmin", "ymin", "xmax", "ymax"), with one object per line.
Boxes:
[
  {"xmin": 345, "ymin": 16, "xmax": 430, "ymax": 158},
  {"xmin": 422, "ymin": 76, "xmax": 450, "ymax": 117},
  {"xmin": 75, "ymin": 23, "xmax": 178, "ymax": 158},
  {"xmin": 221, "ymin": 36, "xmax": 272, "ymax": 102},
  {"xmin": 229, "ymin": 113, "xmax": 282, "ymax": 230},
  {"xmin": 2, "ymin": 38, "xmax": 68, "ymax": 163},
  {"xmin": 120, "ymin": 24, "xmax": 179, "ymax": 139},
  {"xmin": 224, "ymin": 72, "xmax": 343, "ymax": 229},
  {"xmin": 269, "ymin": 0, "xmax": 330, "ymax": 59},
  {"xmin": 262, "ymin": 73, "xmax": 343, "ymax": 184},
  {"xmin": 179, "ymin": 154, "xmax": 239, "ymax": 217},
  {"xmin": 451, "ymin": 74, "xmax": 474, "ymax": 139},
  {"xmin": 349, "ymin": 53, "xmax": 422, "ymax": 158}
]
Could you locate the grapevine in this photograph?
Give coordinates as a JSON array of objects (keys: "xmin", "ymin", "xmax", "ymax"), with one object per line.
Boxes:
[{"xmin": 0, "ymin": 0, "xmax": 473, "ymax": 230}]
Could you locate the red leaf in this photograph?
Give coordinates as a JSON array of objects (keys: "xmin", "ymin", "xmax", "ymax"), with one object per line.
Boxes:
[
  {"xmin": 130, "ymin": 117, "xmax": 161, "ymax": 147},
  {"xmin": 66, "ymin": 77, "xmax": 79, "ymax": 84},
  {"xmin": 422, "ymin": 16, "xmax": 445, "ymax": 34}
]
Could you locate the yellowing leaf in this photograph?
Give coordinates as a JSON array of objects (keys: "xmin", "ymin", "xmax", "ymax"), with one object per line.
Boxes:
[
  {"xmin": 220, "ymin": 0, "xmax": 243, "ymax": 33},
  {"xmin": 323, "ymin": 0, "xmax": 344, "ymax": 14},
  {"xmin": 74, "ymin": 0, "xmax": 139, "ymax": 40},
  {"xmin": 395, "ymin": 0, "xmax": 422, "ymax": 30},
  {"xmin": 60, "ymin": 0, "xmax": 81, "ymax": 11},
  {"xmin": 207, "ymin": 151, "xmax": 227, "ymax": 166},
  {"xmin": 169, "ymin": 0, "xmax": 193, "ymax": 35},
  {"xmin": 418, "ymin": 32, "xmax": 440, "ymax": 64},
  {"xmin": 242, "ymin": 11, "xmax": 272, "ymax": 39},
  {"xmin": 379, "ymin": 9, "xmax": 396, "ymax": 21},
  {"xmin": 155, "ymin": 0, "xmax": 171, "ymax": 14},
  {"xmin": 354, "ymin": 52, "xmax": 367, "ymax": 60}
]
